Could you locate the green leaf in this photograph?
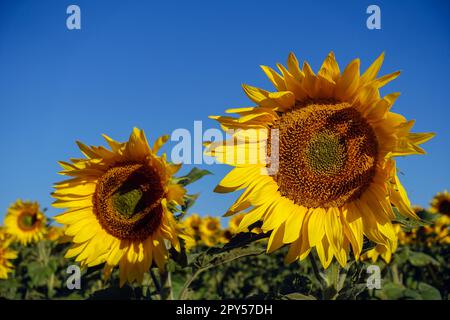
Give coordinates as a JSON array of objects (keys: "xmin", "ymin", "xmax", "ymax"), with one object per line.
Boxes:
[
  {"xmin": 417, "ymin": 283, "xmax": 442, "ymax": 300},
  {"xmin": 393, "ymin": 208, "xmax": 430, "ymax": 230},
  {"xmin": 211, "ymin": 231, "xmax": 269, "ymax": 253},
  {"xmin": 402, "ymin": 288, "xmax": 422, "ymax": 300},
  {"xmin": 180, "ymin": 193, "xmax": 199, "ymax": 213},
  {"xmin": 376, "ymin": 282, "xmax": 405, "ymax": 300},
  {"xmin": 408, "ymin": 251, "xmax": 440, "ymax": 267},
  {"xmin": 392, "ymin": 246, "xmax": 410, "ymax": 265},
  {"xmin": 169, "ymin": 245, "xmax": 188, "ymax": 268},
  {"xmin": 192, "ymin": 245, "xmax": 266, "ymax": 271},
  {"xmin": 174, "ymin": 168, "xmax": 212, "ymax": 186},
  {"xmin": 281, "ymin": 292, "xmax": 317, "ymax": 300},
  {"xmin": 336, "ymin": 283, "xmax": 367, "ymax": 300},
  {"xmin": 27, "ymin": 261, "xmax": 54, "ymax": 288}
]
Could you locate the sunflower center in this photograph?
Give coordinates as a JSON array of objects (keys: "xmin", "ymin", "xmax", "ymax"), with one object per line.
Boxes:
[
  {"xmin": 112, "ymin": 189, "xmax": 144, "ymax": 218},
  {"xmin": 305, "ymin": 130, "xmax": 346, "ymax": 175},
  {"xmin": 18, "ymin": 212, "xmax": 38, "ymax": 230},
  {"xmin": 207, "ymin": 222, "xmax": 217, "ymax": 231},
  {"xmin": 93, "ymin": 163, "xmax": 165, "ymax": 241},
  {"xmin": 271, "ymin": 101, "xmax": 378, "ymax": 208},
  {"xmin": 438, "ymin": 200, "xmax": 450, "ymax": 216}
]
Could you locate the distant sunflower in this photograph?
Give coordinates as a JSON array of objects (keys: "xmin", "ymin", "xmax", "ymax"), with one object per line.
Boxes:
[
  {"xmin": 184, "ymin": 214, "xmax": 202, "ymax": 235},
  {"xmin": 46, "ymin": 226, "xmax": 67, "ymax": 242},
  {"xmin": 412, "ymin": 206, "xmax": 425, "ymax": 215},
  {"xmin": 4, "ymin": 200, "xmax": 47, "ymax": 245},
  {"xmin": 53, "ymin": 128, "xmax": 187, "ymax": 286},
  {"xmin": 199, "ymin": 216, "xmax": 221, "ymax": 246},
  {"xmin": 181, "ymin": 214, "xmax": 202, "ymax": 251},
  {"xmin": 228, "ymin": 214, "xmax": 245, "ymax": 234},
  {"xmin": 0, "ymin": 240, "xmax": 17, "ymax": 279},
  {"xmin": 207, "ymin": 52, "xmax": 434, "ymax": 267},
  {"xmin": 200, "ymin": 216, "xmax": 221, "ymax": 237},
  {"xmin": 430, "ymin": 190, "xmax": 450, "ymax": 225},
  {"xmin": 218, "ymin": 229, "xmax": 233, "ymax": 244}
]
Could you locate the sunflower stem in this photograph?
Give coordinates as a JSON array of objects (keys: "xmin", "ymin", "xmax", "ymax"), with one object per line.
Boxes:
[
  {"xmin": 325, "ymin": 262, "xmax": 341, "ymax": 300},
  {"xmin": 150, "ymin": 269, "xmax": 162, "ymax": 298},
  {"xmin": 308, "ymin": 253, "xmax": 325, "ymax": 289},
  {"xmin": 391, "ymin": 264, "xmax": 402, "ymax": 285},
  {"xmin": 159, "ymin": 270, "xmax": 173, "ymax": 300},
  {"xmin": 179, "ymin": 268, "xmax": 202, "ymax": 300}
]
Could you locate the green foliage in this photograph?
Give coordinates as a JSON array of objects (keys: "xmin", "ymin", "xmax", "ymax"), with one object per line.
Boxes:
[
  {"xmin": 1, "ymin": 233, "xmax": 448, "ymax": 300},
  {"xmin": 172, "ymin": 168, "xmax": 212, "ymax": 187},
  {"xmin": 1, "ymin": 202, "xmax": 448, "ymax": 300}
]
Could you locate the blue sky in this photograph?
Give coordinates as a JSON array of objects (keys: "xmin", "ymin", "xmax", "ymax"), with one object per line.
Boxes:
[{"xmin": 0, "ymin": 0, "xmax": 449, "ymax": 222}]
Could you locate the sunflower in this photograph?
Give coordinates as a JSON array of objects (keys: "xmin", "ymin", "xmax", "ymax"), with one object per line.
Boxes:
[
  {"xmin": 421, "ymin": 218, "xmax": 450, "ymax": 246},
  {"xmin": 180, "ymin": 214, "xmax": 202, "ymax": 251},
  {"xmin": 0, "ymin": 239, "xmax": 17, "ymax": 279},
  {"xmin": 199, "ymin": 216, "xmax": 221, "ymax": 246},
  {"xmin": 430, "ymin": 190, "xmax": 450, "ymax": 225},
  {"xmin": 218, "ymin": 229, "xmax": 233, "ymax": 244},
  {"xmin": 4, "ymin": 200, "xmax": 47, "ymax": 245},
  {"xmin": 207, "ymin": 52, "xmax": 434, "ymax": 268},
  {"xmin": 46, "ymin": 225, "xmax": 68, "ymax": 242},
  {"xmin": 228, "ymin": 214, "xmax": 245, "ymax": 234},
  {"xmin": 53, "ymin": 128, "xmax": 187, "ymax": 286},
  {"xmin": 183, "ymin": 213, "xmax": 202, "ymax": 235}
]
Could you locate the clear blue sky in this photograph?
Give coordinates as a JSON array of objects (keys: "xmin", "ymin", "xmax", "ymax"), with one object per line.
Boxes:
[{"xmin": 0, "ymin": 0, "xmax": 449, "ymax": 222}]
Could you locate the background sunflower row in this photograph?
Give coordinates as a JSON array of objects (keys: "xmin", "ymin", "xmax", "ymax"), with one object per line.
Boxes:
[{"xmin": 0, "ymin": 190, "xmax": 449, "ymax": 300}]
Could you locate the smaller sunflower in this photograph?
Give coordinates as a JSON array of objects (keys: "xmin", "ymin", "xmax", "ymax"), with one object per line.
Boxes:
[
  {"xmin": 4, "ymin": 200, "xmax": 47, "ymax": 245},
  {"xmin": 228, "ymin": 214, "xmax": 245, "ymax": 234},
  {"xmin": 412, "ymin": 206, "xmax": 425, "ymax": 216},
  {"xmin": 180, "ymin": 214, "xmax": 202, "ymax": 251},
  {"xmin": 183, "ymin": 214, "xmax": 202, "ymax": 236},
  {"xmin": 199, "ymin": 216, "xmax": 221, "ymax": 247},
  {"xmin": 397, "ymin": 226, "xmax": 413, "ymax": 246},
  {"xmin": 218, "ymin": 229, "xmax": 233, "ymax": 244},
  {"xmin": 422, "ymin": 219, "xmax": 450, "ymax": 246},
  {"xmin": 430, "ymin": 190, "xmax": 450, "ymax": 225},
  {"xmin": 46, "ymin": 226, "xmax": 68, "ymax": 243},
  {"xmin": 53, "ymin": 128, "xmax": 189, "ymax": 286},
  {"xmin": 0, "ymin": 239, "xmax": 17, "ymax": 279}
]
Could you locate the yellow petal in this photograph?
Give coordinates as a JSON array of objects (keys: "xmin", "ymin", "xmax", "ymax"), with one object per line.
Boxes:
[
  {"xmin": 307, "ymin": 207, "xmax": 326, "ymax": 247},
  {"xmin": 153, "ymin": 135, "xmax": 169, "ymax": 153},
  {"xmin": 166, "ymin": 184, "xmax": 186, "ymax": 205},
  {"xmin": 324, "ymin": 207, "xmax": 344, "ymax": 264},
  {"xmin": 287, "ymin": 52, "xmax": 304, "ymax": 81},
  {"xmin": 360, "ymin": 52, "xmax": 384, "ymax": 85},
  {"xmin": 214, "ymin": 166, "xmax": 260, "ymax": 193},
  {"xmin": 335, "ymin": 58, "xmax": 360, "ymax": 100},
  {"xmin": 283, "ymin": 206, "xmax": 308, "ymax": 244},
  {"xmin": 267, "ymin": 222, "xmax": 286, "ymax": 253},
  {"xmin": 262, "ymin": 198, "xmax": 293, "ymax": 231},
  {"xmin": 261, "ymin": 65, "xmax": 286, "ymax": 91}
]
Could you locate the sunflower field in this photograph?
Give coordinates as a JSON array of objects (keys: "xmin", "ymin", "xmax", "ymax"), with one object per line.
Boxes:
[
  {"xmin": 0, "ymin": 193, "xmax": 449, "ymax": 300},
  {"xmin": 0, "ymin": 52, "xmax": 448, "ymax": 301}
]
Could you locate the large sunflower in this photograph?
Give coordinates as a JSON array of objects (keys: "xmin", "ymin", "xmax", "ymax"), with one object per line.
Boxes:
[
  {"xmin": 0, "ymin": 239, "xmax": 17, "ymax": 279},
  {"xmin": 207, "ymin": 52, "xmax": 434, "ymax": 268},
  {"xmin": 4, "ymin": 200, "xmax": 47, "ymax": 245},
  {"xmin": 53, "ymin": 128, "xmax": 187, "ymax": 286}
]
